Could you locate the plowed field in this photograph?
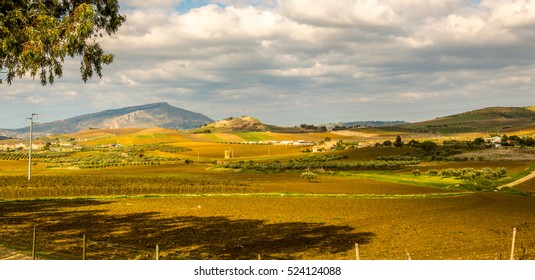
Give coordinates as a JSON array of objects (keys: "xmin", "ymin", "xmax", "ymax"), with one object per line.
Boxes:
[{"xmin": 1, "ymin": 193, "xmax": 534, "ymax": 260}]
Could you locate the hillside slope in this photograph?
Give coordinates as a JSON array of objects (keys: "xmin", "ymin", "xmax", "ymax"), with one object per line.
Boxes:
[
  {"xmin": 190, "ymin": 116, "xmax": 325, "ymax": 134},
  {"xmin": 190, "ymin": 116, "xmax": 271, "ymax": 133},
  {"xmin": 398, "ymin": 106, "xmax": 535, "ymax": 134}
]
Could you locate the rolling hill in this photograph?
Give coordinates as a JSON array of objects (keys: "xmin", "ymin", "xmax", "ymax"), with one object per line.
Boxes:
[
  {"xmin": 189, "ymin": 116, "xmax": 327, "ymax": 134},
  {"xmin": 4, "ymin": 102, "xmax": 214, "ymax": 138},
  {"xmin": 190, "ymin": 116, "xmax": 279, "ymax": 133},
  {"xmin": 397, "ymin": 106, "xmax": 535, "ymax": 134}
]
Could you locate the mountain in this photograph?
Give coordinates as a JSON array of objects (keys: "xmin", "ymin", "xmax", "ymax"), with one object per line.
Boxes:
[
  {"xmin": 397, "ymin": 106, "xmax": 535, "ymax": 134},
  {"xmin": 4, "ymin": 102, "xmax": 214, "ymax": 138}
]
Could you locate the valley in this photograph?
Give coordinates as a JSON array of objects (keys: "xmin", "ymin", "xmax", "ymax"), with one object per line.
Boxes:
[{"xmin": 1, "ymin": 106, "xmax": 535, "ymax": 260}]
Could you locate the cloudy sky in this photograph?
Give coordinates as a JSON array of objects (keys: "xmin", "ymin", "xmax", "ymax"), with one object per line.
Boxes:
[{"xmin": 3, "ymin": 0, "xmax": 535, "ymax": 129}]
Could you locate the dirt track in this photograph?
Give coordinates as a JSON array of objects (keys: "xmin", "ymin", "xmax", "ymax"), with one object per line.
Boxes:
[
  {"xmin": 499, "ymin": 170, "xmax": 535, "ymax": 189},
  {"xmin": 0, "ymin": 245, "xmax": 32, "ymax": 260}
]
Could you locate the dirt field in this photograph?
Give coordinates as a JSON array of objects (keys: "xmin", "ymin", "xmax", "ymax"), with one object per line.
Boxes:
[
  {"xmin": 1, "ymin": 193, "xmax": 534, "ymax": 260},
  {"xmin": 0, "ymin": 245, "xmax": 32, "ymax": 260},
  {"xmin": 515, "ymin": 177, "xmax": 535, "ymax": 192}
]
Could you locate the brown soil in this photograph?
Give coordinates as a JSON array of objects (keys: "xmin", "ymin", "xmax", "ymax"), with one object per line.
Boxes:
[
  {"xmin": 1, "ymin": 193, "xmax": 534, "ymax": 260},
  {"xmin": 0, "ymin": 245, "xmax": 32, "ymax": 260}
]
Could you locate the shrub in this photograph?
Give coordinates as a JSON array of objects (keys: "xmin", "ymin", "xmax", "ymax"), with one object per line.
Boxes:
[
  {"xmin": 427, "ymin": 169, "xmax": 439, "ymax": 176},
  {"xmin": 300, "ymin": 171, "xmax": 317, "ymax": 182},
  {"xmin": 462, "ymin": 172, "xmax": 476, "ymax": 180},
  {"xmin": 496, "ymin": 167, "xmax": 508, "ymax": 177}
]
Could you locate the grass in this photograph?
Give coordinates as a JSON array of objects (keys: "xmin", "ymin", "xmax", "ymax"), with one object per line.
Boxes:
[
  {"xmin": 235, "ymin": 132, "xmax": 275, "ymax": 142},
  {"xmin": 336, "ymin": 171, "xmax": 462, "ymax": 189}
]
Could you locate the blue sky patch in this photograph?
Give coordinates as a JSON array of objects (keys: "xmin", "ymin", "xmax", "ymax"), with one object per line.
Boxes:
[{"xmin": 176, "ymin": 0, "xmax": 227, "ymax": 13}]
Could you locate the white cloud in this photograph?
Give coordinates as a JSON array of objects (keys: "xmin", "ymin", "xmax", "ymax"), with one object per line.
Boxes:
[
  {"xmin": 485, "ymin": 75, "xmax": 534, "ymax": 86},
  {"xmin": 279, "ymin": 0, "xmax": 401, "ymax": 28},
  {"xmin": 61, "ymin": 91, "xmax": 78, "ymax": 100},
  {"xmin": 4, "ymin": 0, "xmax": 535, "ymax": 128},
  {"xmin": 483, "ymin": 0, "xmax": 535, "ymax": 28},
  {"xmin": 398, "ymin": 92, "xmax": 438, "ymax": 101}
]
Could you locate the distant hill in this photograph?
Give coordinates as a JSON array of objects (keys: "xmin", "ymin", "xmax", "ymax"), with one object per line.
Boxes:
[
  {"xmin": 4, "ymin": 102, "xmax": 214, "ymax": 138},
  {"xmin": 192, "ymin": 117, "xmax": 410, "ymax": 134},
  {"xmin": 398, "ymin": 106, "xmax": 535, "ymax": 134},
  {"xmin": 190, "ymin": 116, "xmax": 309, "ymax": 133},
  {"xmin": 191, "ymin": 116, "xmax": 271, "ymax": 133},
  {"xmin": 454, "ymin": 106, "xmax": 535, "ymax": 118}
]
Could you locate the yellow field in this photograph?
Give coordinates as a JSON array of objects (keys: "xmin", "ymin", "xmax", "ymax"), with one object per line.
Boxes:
[{"xmin": 0, "ymin": 160, "xmax": 28, "ymax": 171}]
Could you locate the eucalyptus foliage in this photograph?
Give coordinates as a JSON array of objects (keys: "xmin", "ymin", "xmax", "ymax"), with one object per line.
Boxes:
[{"xmin": 0, "ymin": 0, "xmax": 125, "ymax": 85}]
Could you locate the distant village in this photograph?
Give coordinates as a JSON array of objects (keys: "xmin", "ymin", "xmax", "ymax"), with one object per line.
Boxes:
[
  {"xmin": 0, "ymin": 126, "xmax": 530, "ymax": 153},
  {"xmin": 0, "ymin": 137, "xmax": 80, "ymax": 152}
]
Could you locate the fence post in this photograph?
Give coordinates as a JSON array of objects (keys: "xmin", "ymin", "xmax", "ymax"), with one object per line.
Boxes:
[
  {"xmin": 32, "ymin": 226, "xmax": 36, "ymax": 260},
  {"xmin": 83, "ymin": 234, "xmax": 86, "ymax": 260},
  {"xmin": 156, "ymin": 244, "xmax": 159, "ymax": 260},
  {"xmin": 406, "ymin": 251, "xmax": 411, "ymax": 260},
  {"xmin": 355, "ymin": 243, "xmax": 360, "ymax": 260},
  {"xmin": 510, "ymin": 227, "xmax": 517, "ymax": 260}
]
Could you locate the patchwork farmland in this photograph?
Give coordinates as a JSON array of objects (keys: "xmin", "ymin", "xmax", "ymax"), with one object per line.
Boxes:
[{"xmin": 1, "ymin": 126, "xmax": 535, "ymax": 260}]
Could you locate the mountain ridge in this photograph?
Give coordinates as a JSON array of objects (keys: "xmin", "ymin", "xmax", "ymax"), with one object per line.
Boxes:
[{"xmin": 3, "ymin": 102, "xmax": 214, "ymax": 138}]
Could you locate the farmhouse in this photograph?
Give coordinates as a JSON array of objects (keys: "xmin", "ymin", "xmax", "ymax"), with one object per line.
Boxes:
[{"xmin": 484, "ymin": 136, "xmax": 502, "ymax": 143}]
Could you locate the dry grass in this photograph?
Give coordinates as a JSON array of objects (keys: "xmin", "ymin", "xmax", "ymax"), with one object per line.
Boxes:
[{"xmin": 412, "ymin": 161, "xmax": 534, "ymax": 174}]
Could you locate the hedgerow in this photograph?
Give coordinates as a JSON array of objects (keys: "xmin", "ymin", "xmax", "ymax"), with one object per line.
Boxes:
[
  {"xmin": 426, "ymin": 167, "xmax": 508, "ymax": 180},
  {"xmin": 224, "ymin": 160, "xmax": 420, "ymax": 172}
]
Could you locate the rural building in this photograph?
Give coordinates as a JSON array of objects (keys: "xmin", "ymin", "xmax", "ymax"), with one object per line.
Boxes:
[{"xmin": 484, "ymin": 136, "xmax": 502, "ymax": 144}]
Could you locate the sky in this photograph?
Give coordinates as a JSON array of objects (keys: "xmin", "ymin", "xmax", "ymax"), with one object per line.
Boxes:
[{"xmin": 3, "ymin": 0, "xmax": 535, "ymax": 129}]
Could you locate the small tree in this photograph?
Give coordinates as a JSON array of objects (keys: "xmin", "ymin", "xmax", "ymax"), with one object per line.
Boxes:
[
  {"xmin": 474, "ymin": 137, "xmax": 485, "ymax": 145},
  {"xmin": 394, "ymin": 135, "xmax": 403, "ymax": 147},
  {"xmin": 418, "ymin": 141, "xmax": 438, "ymax": 153},
  {"xmin": 301, "ymin": 171, "xmax": 317, "ymax": 182}
]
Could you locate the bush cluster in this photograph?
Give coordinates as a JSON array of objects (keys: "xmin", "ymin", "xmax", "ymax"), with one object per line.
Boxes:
[
  {"xmin": 41, "ymin": 152, "xmax": 181, "ymax": 169},
  {"xmin": 296, "ymin": 154, "xmax": 347, "ymax": 162},
  {"xmin": 0, "ymin": 151, "xmax": 73, "ymax": 160},
  {"xmin": 426, "ymin": 167, "xmax": 508, "ymax": 180},
  {"xmin": 225, "ymin": 160, "xmax": 419, "ymax": 172}
]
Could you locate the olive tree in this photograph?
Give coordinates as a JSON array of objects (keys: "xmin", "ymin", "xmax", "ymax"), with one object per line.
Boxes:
[{"xmin": 301, "ymin": 171, "xmax": 317, "ymax": 182}]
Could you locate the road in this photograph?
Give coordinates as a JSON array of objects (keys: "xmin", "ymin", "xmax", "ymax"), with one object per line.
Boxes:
[{"xmin": 498, "ymin": 170, "xmax": 535, "ymax": 190}]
